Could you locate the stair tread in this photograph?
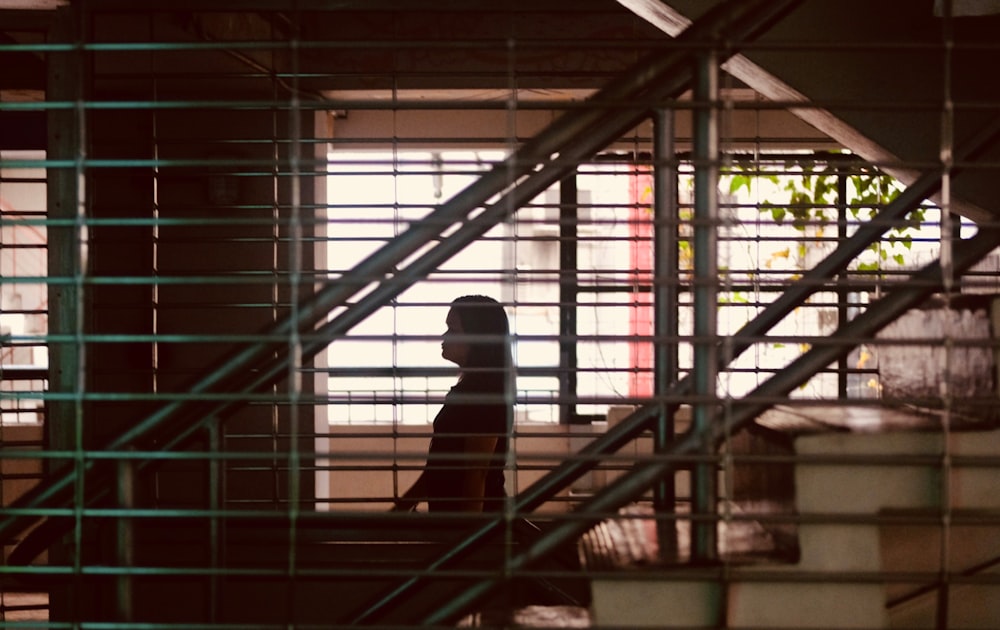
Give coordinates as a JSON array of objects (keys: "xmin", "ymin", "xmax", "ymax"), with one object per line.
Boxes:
[
  {"xmin": 757, "ymin": 403, "xmax": 997, "ymax": 435},
  {"xmin": 580, "ymin": 503, "xmax": 799, "ymax": 571}
]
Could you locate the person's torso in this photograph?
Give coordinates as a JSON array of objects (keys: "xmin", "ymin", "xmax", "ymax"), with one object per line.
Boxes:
[{"xmin": 425, "ymin": 377, "xmax": 509, "ymax": 511}]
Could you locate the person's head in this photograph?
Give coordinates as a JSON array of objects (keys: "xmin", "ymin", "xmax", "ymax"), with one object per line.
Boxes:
[{"xmin": 441, "ymin": 295, "xmax": 511, "ymax": 371}]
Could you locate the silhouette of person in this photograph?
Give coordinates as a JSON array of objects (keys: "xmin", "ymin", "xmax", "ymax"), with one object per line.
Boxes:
[{"xmin": 393, "ymin": 295, "xmax": 513, "ymax": 513}]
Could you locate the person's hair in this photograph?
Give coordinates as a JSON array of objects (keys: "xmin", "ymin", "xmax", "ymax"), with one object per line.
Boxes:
[
  {"xmin": 449, "ymin": 295, "xmax": 512, "ymax": 372},
  {"xmin": 451, "ymin": 295, "xmax": 514, "ymax": 401}
]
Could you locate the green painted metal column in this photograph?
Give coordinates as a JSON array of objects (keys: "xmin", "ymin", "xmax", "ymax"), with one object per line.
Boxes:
[
  {"xmin": 653, "ymin": 107, "xmax": 679, "ymax": 558},
  {"xmin": 559, "ymin": 172, "xmax": 578, "ymax": 425},
  {"xmin": 690, "ymin": 46, "xmax": 720, "ymax": 564},
  {"xmin": 45, "ymin": 5, "xmax": 87, "ymax": 623}
]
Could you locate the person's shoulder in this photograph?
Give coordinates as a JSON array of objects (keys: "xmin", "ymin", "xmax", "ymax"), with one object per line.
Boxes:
[{"xmin": 454, "ymin": 372, "xmax": 504, "ymax": 391}]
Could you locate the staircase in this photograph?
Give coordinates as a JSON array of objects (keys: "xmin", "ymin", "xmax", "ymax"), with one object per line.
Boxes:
[
  {"xmin": 5, "ymin": 3, "xmax": 1000, "ymax": 627},
  {"xmin": 586, "ymin": 411, "xmax": 1000, "ymax": 628},
  {"xmin": 8, "ymin": 514, "xmax": 589, "ymax": 626}
]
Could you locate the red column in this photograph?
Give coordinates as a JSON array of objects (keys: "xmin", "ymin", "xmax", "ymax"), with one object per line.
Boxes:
[{"xmin": 629, "ymin": 166, "xmax": 654, "ymax": 399}]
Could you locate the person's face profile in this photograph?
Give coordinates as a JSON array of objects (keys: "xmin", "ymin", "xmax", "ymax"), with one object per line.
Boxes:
[{"xmin": 441, "ymin": 308, "xmax": 470, "ymax": 367}]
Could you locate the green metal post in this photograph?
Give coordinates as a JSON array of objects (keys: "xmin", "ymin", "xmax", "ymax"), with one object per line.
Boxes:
[
  {"xmin": 691, "ymin": 47, "xmax": 720, "ymax": 564},
  {"xmin": 837, "ymin": 164, "xmax": 850, "ymax": 398},
  {"xmin": 115, "ymin": 455, "xmax": 134, "ymax": 622},
  {"xmin": 45, "ymin": 5, "xmax": 86, "ymax": 622},
  {"xmin": 559, "ymin": 173, "xmax": 578, "ymax": 425},
  {"xmin": 653, "ymin": 108, "xmax": 679, "ymax": 558}
]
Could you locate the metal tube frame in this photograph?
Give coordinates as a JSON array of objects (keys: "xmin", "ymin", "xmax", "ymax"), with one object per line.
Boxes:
[
  {"xmin": 0, "ymin": 0, "xmax": 802, "ymax": 550},
  {"xmin": 351, "ymin": 111, "xmax": 1000, "ymax": 622},
  {"xmin": 4, "ymin": 1, "xmax": 999, "ymax": 625},
  {"xmin": 559, "ymin": 172, "xmax": 579, "ymax": 425},
  {"xmin": 420, "ymin": 224, "xmax": 1000, "ymax": 626},
  {"xmin": 836, "ymin": 165, "xmax": 850, "ymax": 398},
  {"xmin": 652, "ymin": 108, "xmax": 679, "ymax": 557},
  {"xmin": 9, "ymin": 112, "xmax": 998, "ymax": 579},
  {"xmin": 44, "ymin": 4, "xmax": 87, "ymax": 622},
  {"xmin": 691, "ymin": 45, "xmax": 721, "ymax": 564}
]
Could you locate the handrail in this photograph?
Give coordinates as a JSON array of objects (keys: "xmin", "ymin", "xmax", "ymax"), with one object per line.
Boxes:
[
  {"xmin": 0, "ymin": 0, "xmax": 801, "ymax": 550},
  {"xmin": 886, "ymin": 551, "xmax": 1000, "ymax": 612},
  {"xmin": 0, "ymin": 365, "xmax": 49, "ymax": 381},
  {"xmin": 412, "ymin": 225, "xmax": 1000, "ymax": 627},
  {"xmin": 348, "ymin": 110, "xmax": 1000, "ymax": 624},
  {"xmin": 2, "ymin": 1, "xmax": 999, "ymax": 624},
  {"xmin": 6, "ymin": 0, "xmax": 1000, "ymax": 580}
]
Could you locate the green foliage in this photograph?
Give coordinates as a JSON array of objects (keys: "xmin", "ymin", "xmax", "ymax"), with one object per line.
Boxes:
[{"xmin": 725, "ymin": 154, "xmax": 915, "ymax": 271}]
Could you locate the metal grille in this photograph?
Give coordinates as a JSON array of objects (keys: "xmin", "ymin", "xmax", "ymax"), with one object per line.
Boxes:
[{"xmin": 2, "ymin": 1, "xmax": 999, "ymax": 627}]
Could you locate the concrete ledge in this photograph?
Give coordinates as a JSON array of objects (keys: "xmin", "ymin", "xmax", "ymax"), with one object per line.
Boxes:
[
  {"xmin": 728, "ymin": 582, "xmax": 887, "ymax": 629},
  {"xmin": 590, "ymin": 579, "xmax": 722, "ymax": 628},
  {"xmin": 796, "ymin": 429, "xmax": 1000, "ymax": 512}
]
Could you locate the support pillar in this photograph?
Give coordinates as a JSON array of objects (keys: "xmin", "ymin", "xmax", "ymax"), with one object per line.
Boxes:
[
  {"xmin": 653, "ymin": 108, "xmax": 679, "ymax": 558},
  {"xmin": 691, "ymin": 47, "xmax": 720, "ymax": 564}
]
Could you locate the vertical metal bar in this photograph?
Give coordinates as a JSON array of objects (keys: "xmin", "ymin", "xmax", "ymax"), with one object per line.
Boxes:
[
  {"xmin": 652, "ymin": 108, "xmax": 679, "ymax": 558},
  {"xmin": 115, "ymin": 455, "xmax": 134, "ymax": 622},
  {"xmin": 937, "ymin": 3, "xmax": 956, "ymax": 624},
  {"xmin": 836, "ymin": 165, "xmax": 849, "ymax": 398},
  {"xmin": 559, "ymin": 173, "xmax": 578, "ymax": 425},
  {"xmin": 207, "ymin": 420, "xmax": 221, "ymax": 624},
  {"xmin": 377, "ymin": 110, "xmax": 1000, "ymax": 622},
  {"xmin": 285, "ymin": 21, "xmax": 305, "ymax": 621},
  {"xmin": 426, "ymin": 224, "xmax": 1000, "ymax": 626},
  {"xmin": 691, "ymin": 47, "xmax": 720, "ymax": 563},
  {"xmin": 46, "ymin": 5, "xmax": 86, "ymax": 622},
  {"xmin": 0, "ymin": 0, "xmax": 821, "ymax": 549},
  {"xmin": 46, "ymin": 7, "xmax": 81, "ymax": 501}
]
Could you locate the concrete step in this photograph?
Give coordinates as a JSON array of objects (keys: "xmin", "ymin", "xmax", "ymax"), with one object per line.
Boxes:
[{"xmin": 587, "ymin": 421, "xmax": 1000, "ymax": 628}]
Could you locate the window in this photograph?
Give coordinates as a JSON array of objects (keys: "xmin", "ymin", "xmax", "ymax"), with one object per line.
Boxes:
[
  {"xmin": 0, "ymin": 151, "xmax": 47, "ymax": 425},
  {"xmin": 323, "ymin": 148, "xmax": 991, "ymax": 428},
  {"xmin": 324, "ymin": 150, "xmax": 654, "ymax": 425}
]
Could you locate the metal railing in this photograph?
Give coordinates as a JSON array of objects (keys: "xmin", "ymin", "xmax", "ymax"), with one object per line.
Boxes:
[{"xmin": 2, "ymin": 0, "xmax": 1000, "ymax": 627}]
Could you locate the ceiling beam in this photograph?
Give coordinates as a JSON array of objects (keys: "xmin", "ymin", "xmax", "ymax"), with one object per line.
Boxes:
[
  {"xmin": 617, "ymin": 1, "xmax": 904, "ymax": 171},
  {"xmin": 617, "ymin": 0, "xmax": 993, "ymax": 221}
]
